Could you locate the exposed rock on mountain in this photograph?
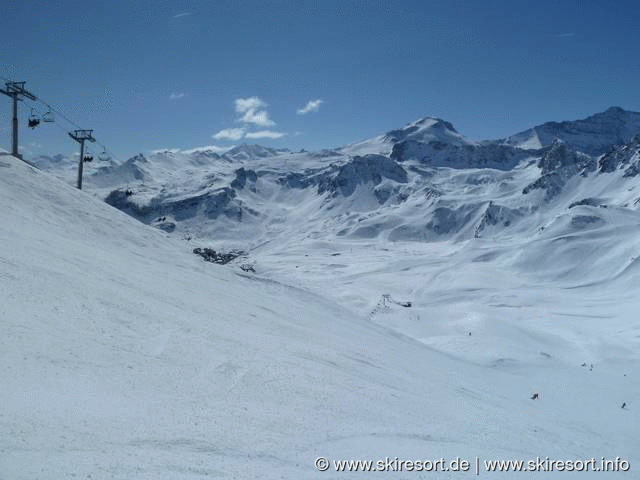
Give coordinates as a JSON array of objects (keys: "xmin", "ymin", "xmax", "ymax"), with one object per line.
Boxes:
[
  {"xmin": 523, "ymin": 141, "xmax": 596, "ymax": 200},
  {"xmin": 599, "ymin": 135, "xmax": 640, "ymax": 175},
  {"xmin": 317, "ymin": 155, "xmax": 408, "ymax": 197}
]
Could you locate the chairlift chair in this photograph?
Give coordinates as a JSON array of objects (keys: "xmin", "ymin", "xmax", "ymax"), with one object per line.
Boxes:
[
  {"xmin": 42, "ymin": 109, "xmax": 55, "ymax": 123},
  {"xmin": 83, "ymin": 148, "xmax": 94, "ymax": 163},
  {"xmin": 28, "ymin": 109, "xmax": 40, "ymax": 129},
  {"xmin": 98, "ymin": 149, "xmax": 111, "ymax": 162}
]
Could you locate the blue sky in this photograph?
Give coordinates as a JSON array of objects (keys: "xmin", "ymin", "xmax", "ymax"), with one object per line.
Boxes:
[{"xmin": 1, "ymin": 0, "xmax": 640, "ymax": 161}]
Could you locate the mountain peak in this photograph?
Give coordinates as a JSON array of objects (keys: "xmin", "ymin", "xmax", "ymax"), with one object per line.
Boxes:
[
  {"xmin": 340, "ymin": 116, "xmax": 476, "ymax": 157},
  {"xmin": 384, "ymin": 116, "xmax": 473, "ymax": 147},
  {"xmin": 413, "ymin": 116, "xmax": 459, "ymax": 132},
  {"xmin": 603, "ymin": 106, "xmax": 626, "ymax": 114}
]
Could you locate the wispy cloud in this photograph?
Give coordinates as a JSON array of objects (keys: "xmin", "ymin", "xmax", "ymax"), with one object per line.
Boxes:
[
  {"xmin": 297, "ymin": 99, "xmax": 324, "ymax": 115},
  {"xmin": 213, "ymin": 127, "xmax": 246, "ymax": 141},
  {"xmin": 169, "ymin": 92, "xmax": 186, "ymax": 100},
  {"xmin": 235, "ymin": 96, "xmax": 276, "ymax": 127},
  {"xmin": 173, "ymin": 12, "xmax": 192, "ymax": 19},
  {"xmin": 245, "ymin": 130, "xmax": 286, "ymax": 139}
]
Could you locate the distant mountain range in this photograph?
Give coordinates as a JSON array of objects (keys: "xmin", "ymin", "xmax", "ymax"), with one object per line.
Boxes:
[{"xmin": 35, "ymin": 107, "xmax": 640, "ymax": 248}]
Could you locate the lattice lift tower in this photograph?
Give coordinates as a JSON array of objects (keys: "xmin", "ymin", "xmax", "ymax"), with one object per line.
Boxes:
[
  {"xmin": 0, "ymin": 81, "xmax": 37, "ymax": 160},
  {"xmin": 69, "ymin": 129, "xmax": 96, "ymax": 190}
]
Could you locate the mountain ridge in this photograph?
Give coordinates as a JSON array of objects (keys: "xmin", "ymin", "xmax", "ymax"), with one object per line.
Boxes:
[
  {"xmin": 33, "ymin": 106, "xmax": 640, "ymax": 172},
  {"xmin": 34, "ymin": 106, "xmax": 640, "ymax": 250},
  {"xmin": 502, "ymin": 106, "xmax": 640, "ymax": 155}
]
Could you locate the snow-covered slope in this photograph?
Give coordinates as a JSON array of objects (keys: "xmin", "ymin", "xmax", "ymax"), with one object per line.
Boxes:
[
  {"xmin": 3, "ymin": 137, "xmax": 640, "ymax": 478},
  {"xmin": 0, "ymin": 153, "xmax": 489, "ymax": 477},
  {"xmin": 3, "ymin": 118, "xmax": 640, "ymax": 480}
]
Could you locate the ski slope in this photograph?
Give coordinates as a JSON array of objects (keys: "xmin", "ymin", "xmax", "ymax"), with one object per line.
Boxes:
[{"xmin": 1, "ymin": 150, "xmax": 639, "ymax": 479}]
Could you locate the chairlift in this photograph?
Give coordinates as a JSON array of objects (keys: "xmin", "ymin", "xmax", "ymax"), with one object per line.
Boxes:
[
  {"xmin": 98, "ymin": 149, "xmax": 111, "ymax": 162},
  {"xmin": 83, "ymin": 148, "xmax": 94, "ymax": 163},
  {"xmin": 28, "ymin": 108, "xmax": 40, "ymax": 129},
  {"xmin": 42, "ymin": 108, "xmax": 55, "ymax": 123}
]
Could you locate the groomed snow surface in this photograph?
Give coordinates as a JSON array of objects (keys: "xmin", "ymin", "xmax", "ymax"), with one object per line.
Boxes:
[{"xmin": 1, "ymin": 151, "xmax": 639, "ymax": 479}]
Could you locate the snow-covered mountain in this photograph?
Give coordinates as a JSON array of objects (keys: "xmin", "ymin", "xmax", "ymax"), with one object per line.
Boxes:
[
  {"xmin": 63, "ymin": 107, "xmax": 640, "ymax": 359},
  {"xmin": 31, "ymin": 152, "xmax": 76, "ymax": 170},
  {"xmin": 30, "ymin": 109, "xmax": 640, "ymax": 256},
  {"xmin": 222, "ymin": 143, "xmax": 290, "ymax": 161},
  {"xmin": 39, "ymin": 108, "xmax": 626, "ymax": 250},
  {"xmin": 4, "ymin": 107, "xmax": 640, "ymax": 478},
  {"xmin": 3, "ymin": 128, "xmax": 639, "ymax": 478},
  {"xmin": 383, "ymin": 117, "xmax": 475, "ymax": 146},
  {"xmin": 599, "ymin": 134, "xmax": 640, "ymax": 175},
  {"xmin": 382, "ymin": 117, "xmax": 532, "ymax": 170},
  {"xmin": 503, "ymin": 106, "xmax": 640, "ymax": 155},
  {"xmin": 339, "ymin": 116, "xmax": 476, "ymax": 156}
]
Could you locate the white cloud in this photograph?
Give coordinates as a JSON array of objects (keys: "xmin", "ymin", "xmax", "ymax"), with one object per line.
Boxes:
[
  {"xmin": 212, "ymin": 97, "xmax": 284, "ymax": 141},
  {"xmin": 169, "ymin": 92, "xmax": 186, "ymax": 100},
  {"xmin": 245, "ymin": 130, "xmax": 286, "ymax": 139},
  {"xmin": 173, "ymin": 12, "xmax": 191, "ymax": 19},
  {"xmin": 297, "ymin": 99, "xmax": 323, "ymax": 115},
  {"xmin": 213, "ymin": 127, "xmax": 246, "ymax": 141},
  {"xmin": 235, "ymin": 96, "xmax": 276, "ymax": 127},
  {"xmin": 235, "ymin": 97, "xmax": 267, "ymax": 113},
  {"xmin": 240, "ymin": 109, "xmax": 276, "ymax": 127}
]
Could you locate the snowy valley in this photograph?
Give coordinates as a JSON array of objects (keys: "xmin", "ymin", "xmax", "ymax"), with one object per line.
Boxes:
[{"xmin": 3, "ymin": 106, "xmax": 640, "ymax": 478}]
